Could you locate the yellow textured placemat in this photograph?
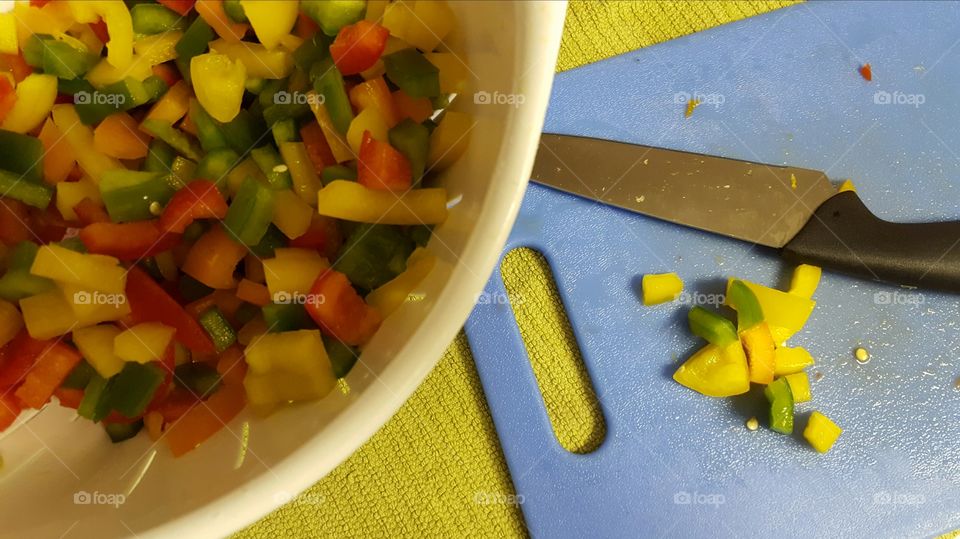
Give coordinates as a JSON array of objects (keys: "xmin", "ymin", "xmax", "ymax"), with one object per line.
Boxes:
[{"xmin": 235, "ymin": 2, "xmax": 800, "ymax": 537}]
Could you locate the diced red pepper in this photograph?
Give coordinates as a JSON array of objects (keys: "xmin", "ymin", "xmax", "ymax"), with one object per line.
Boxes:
[
  {"xmin": 349, "ymin": 76, "xmax": 397, "ymax": 127},
  {"xmin": 158, "ymin": 0, "xmax": 196, "ymax": 16},
  {"xmin": 29, "ymin": 206, "xmax": 70, "ymax": 244},
  {"xmin": 0, "ymin": 54, "xmax": 32, "ymax": 83},
  {"xmin": 159, "ymin": 180, "xmax": 228, "ymax": 234},
  {"xmin": 295, "ymin": 10, "xmax": 321, "ymax": 39},
  {"xmin": 288, "ymin": 214, "xmax": 342, "ymax": 258},
  {"xmin": 306, "ymin": 269, "xmax": 381, "ymax": 346},
  {"xmin": 0, "ymin": 394, "xmax": 21, "ymax": 431},
  {"xmin": 15, "ymin": 341, "xmax": 82, "ymax": 409},
  {"xmin": 357, "ymin": 130, "xmax": 412, "ymax": 191},
  {"xmin": 0, "ymin": 198, "xmax": 33, "ymax": 245},
  {"xmin": 165, "ymin": 383, "xmax": 245, "ymax": 457},
  {"xmin": 330, "ymin": 20, "xmax": 390, "ymax": 76},
  {"xmin": 859, "ymin": 63, "xmax": 872, "ymax": 82},
  {"xmin": 156, "ymin": 386, "xmax": 199, "ymax": 423},
  {"xmin": 89, "ymin": 19, "xmax": 110, "ymax": 45},
  {"xmin": 0, "ymin": 76, "xmax": 17, "ymax": 124},
  {"xmin": 152, "ymin": 63, "xmax": 182, "ymax": 89},
  {"xmin": 215, "ymin": 345, "xmax": 246, "ymax": 387},
  {"xmin": 299, "ymin": 121, "xmax": 335, "ymax": 174},
  {"xmin": 126, "ymin": 266, "xmax": 217, "ymax": 355},
  {"xmin": 0, "ymin": 330, "xmax": 49, "ymax": 389},
  {"xmin": 54, "ymin": 387, "xmax": 84, "ymax": 409},
  {"xmin": 73, "ymin": 198, "xmax": 111, "ymax": 225},
  {"xmin": 80, "ymin": 220, "xmax": 181, "ymax": 260}
]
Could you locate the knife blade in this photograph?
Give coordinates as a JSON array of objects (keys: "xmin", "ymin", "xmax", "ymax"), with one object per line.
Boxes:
[{"xmin": 531, "ymin": 133, "xmax": 960, "ymax": 292}]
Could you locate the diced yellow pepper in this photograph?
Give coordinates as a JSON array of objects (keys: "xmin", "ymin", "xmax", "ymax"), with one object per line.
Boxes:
[
  {"xmin": 14, "ymin": 2, "xmax": 74, "ymax": 49},
  {"xmin": 317, "ymin": 180, "xmax": 448, "ymax": 225},
  {"xmin": 71, "ymin": 1, "xmax": 134, "ymax": 70},
  {"xmin": 366, "ymin": 248, "xmax": 436, "ymax": 317},
  {"xmin": 308, "ymin": 94, "xmax": 354, "ymax": 163},
  {"xmin": 383, "ymin": 0, "xmax": 455, "ymax": 52},
  {"xmin": 209, "ymin": 38, "xmax": 294, "ymax": 79},
  {"xmin": 424, "ymin": 52, "xmax": 470, "ymax": 94},
  {"xmin": 365, "ymin": 0, "xmax": 389, "ymax": 21},
  {"xmin": 196, "ymin": 0, "xmax": 249, "ymax": 42},
  {"xmin": 724, "ymin": 278, "xmax": 816, "ymax": 345},
  {"xmin": 803, "ymin": 411, "xmax": 842, "ymax": 453},
  {"xmin": 278, "ymin": 34, "xmax": 303, "ymax": 52},
  {"xmin": 346, "ymin": 106, "xmax": 390, "ymax": 155},
  {"xmin": 142, "ymin": 80, "xmax": 192, "ymax": 127},
  {"xmin": 85, "ymin": 56, "xmax": 154, "ymax": 87},
  {"xmin": 428, "ymin": 111, "xmax": 472, "ymax": 171},
  {"xmin": 641, "ymin": 272, "xmax": 683, "ymax": 305},
  {"xmin": 38, "ymin": 118, "xmax": 77, "ymax": 185},
  {"xmin": 30, "ymin": 245, "xmax": 126, "ymax": 294},
  {"xmin": 741, "ymin": 322, "xmax": 776, "ymax": 385},
  {"xmin": 279, "ymin": 142, "xmax": 322, "ymax": 206},
  {"xmin": 94, "ymin": 112, "xmax": 151, "ymax": 160},
  {"xmin": 262, "ymin": 248, "xmax": 329, "ymax": 299},
  {"xmin": 191, "ymin": 53, "xmax": 246, "ymax": 123},
  {"xmin": 57, "ymin": 177, "xmax": 102, "ymax": 221},
  {"xmin": 673, "ymin": 341, "xmax": 750, "ymax": 398},
  {"xmin": 784, "ymin": 372, "xmax": 811, "ymax": 403},
  {"xmin": 0, "ymin": 299, "xmax": 23, "ymax": 349},
  {"xmin": 788, "ymin": 264, "xmax": 822, "ymax": 299},
  {"xmin": 1, "ymin": 74, "xmax": 57, "ymax": 134},
  {"xmin": 69, "ymin": 22, "xmax": 105, "ymax": 57},
  {"xmin": 19, "ymin": 289, "xmax": 81, "ymax": 340},
  {"xmin": 114, "ymin": 322, "xmax": 176, "ymax": 364},
  {"xmin": 72, "ymin": 325, "xmax": 125, "ymax": 378},
  {"xmin": 133, "ymin": 31, "xmax": 183, "ymax": 66},
  {"xmin": 242, "ymin": 329, "xmax": 336, "ymax": 406},
  {"xmin": 773, "ymin": 346, "xmax": 815, "ymax": 376},
  {"xmin": 271, "ymin": 189, "xmax": 314, "ymax": 240},
  {"xmin": 239, "ymin": 0, "xmax": 298, "ymax": 50},
  {"xmin": 0, "ymin": 13, "xmax": 18, "ymax": 55},
  {"xmin": 226, "ymin": 157, "xmax": 266, "ymax": 195},
  {"xmin": 61, "ymin": 283, "xmax": 130, "ymax": 326},
  {"xmin": 52, "ymin": 105, "xmax": 124, "ymax": 183}
]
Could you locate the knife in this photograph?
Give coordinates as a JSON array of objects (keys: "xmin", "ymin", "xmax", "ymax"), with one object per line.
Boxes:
[{"xmin": 531, "ymin": 133, "xmax": 960, "ymax": 292}]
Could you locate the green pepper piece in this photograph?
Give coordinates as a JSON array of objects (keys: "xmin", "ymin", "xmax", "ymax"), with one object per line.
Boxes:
[
  {"xmin": 198, "ymin": 307, "xmax": 236, "ymax": 353},
  {"xmin": 300, "ymin": 0, "xmax": 366, "ymax": 36},
  {"xmin": 262, "ymin": 102, "xmax": 311, "ymax": 127},
  {"xmin": 57, "ymin": 237, "xmax": 87, "ymax": 253},
  {"xmin": 244, "ymin": 77, "xmax": 267, "ymax": 94},
  {"xmin": 250, "ymin": 146, "xmax": 293, "ymax": 190},
  {"xmin": 334, "ymin": 224, "xmax": 415, "ymax": 290},
  {"xmin": 219, "ymin": 109, "xmax": 265, "ymax": 155},
  {"xmin": 131, "ymin": 4, "xmax": 187, "ymax": 35},
  {"xmin": 258, "ymin": 79, "xmax": 288, "ymax": 109},
  {"xmin": 728, "ymin": 279, "xmax": 765, "ymax": 332},
  {"xmin": 99, "ymin": 170, "xmax": 176, "ymax": 222},
  {"xmin": 293, "ymin": 32, "xmax": 332, "ymax": 72},
  {"xmin": 323, "ymin": 335, "xmax": 358, "ymax": 379},
  {"xmin": 249, "ymin": 224, "xmax": 287, "ymax": 258},
  {"xmin": 20, "ymin": 34, "xmax": 47, "ymax": 67},
  {"xmin": 175, "ymin": 17, "xmax": 214, "ymax": 84},
  {"xmin": 223, "ymin": 177, "xmax": 274, "ymax": 245},
  {"xmin": 222, "ymin": 0, "xmax": 248, "ymax": 23},
  {"xmin": 262, "ymin": 302, "xmax": 313, "ymax": 333},
  {"xmin": 409, "ymin": 225, "xmax": 432, "ymax": 247},
  {"xmin": 0, "ymin": 129, "xmax": 45, "ymax": 184},
  {"xmin": 104, "ymin": 420, "xmax": 144, "ymax": 443},
  {"xmin": 688, "ymin": 306, "xmax": 738, "ymax": 347},
  {"xmin": 108, "ymin": 362, "xmax": 166, "ymax": 418},
  {"xmin": 0, "ymin": 170, "xmax": 53, "ymax": 209},
  {"xmin": 383, "ymin": 49, "xmax": 441, "ymax": 99},
  {"xmin": 321, "ymin": 164, "xmax": 357, "ymax": 184},
  {"xmin": 271, "ymin": 118, "xmax": 299, "ymax": 146},
  {"xmin": 143, "ymin": 139, "xmax": 176, "ymax": 173},
  {"xmin": 77, "ymin": 373, "xmax": 113, "ymax": 423},
  {"xmin": 189, "ymin": 99, "xmax": 229, "ymax": 152},
  {"xmin": 174, "ymin": 362, "xmax": 222, "ymax": 398},
  {"xmin": 142, "ymin": 75, "xmax": 169, "ymax": 102},
  {"xmin": 61, "ymin": 360, "xmax": 96, "ymax": 390},
  {"xmin": 138, "ymin": 257, "xmax": 164, "ymax": 281},
  {"xmin": 58, "ymin": 77, "xmax": 95, "ymax": 97},
  {"xmin": 388, "ymin": 119, "xmax": 430, "ymax": 184},
  {"xmin": 195, "ymin": 148, "xmax": 240, "ymax": 185},
  {"xmin": 74, "ymin": 77, "xmax": 151, "ymax": 125},
  {"xmin": 178, "ymin": 273, "xmax": 213, "ymax": 302},
  {"xmin": 141, "ymin": 119, "xmax": 204, "ymax": 161},
  {"xmin": 24, "ymin": 34, "xmax": 97, "ymax": 79},
  {"xmin": 0, "ymin": 242, "xmax": 55, "ymax": 301},
  {"xmin": 310, "ymin": 57, "xmax": 353, "ymax": 134},
  {"xmin": 764, "ymin": 377, "xmax": 795, "ymax": 434}
]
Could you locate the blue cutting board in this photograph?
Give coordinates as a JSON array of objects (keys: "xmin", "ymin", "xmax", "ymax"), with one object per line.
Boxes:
[{"xmin": 464, "ymin": 2, "xmax": 960, "ymax": 538}]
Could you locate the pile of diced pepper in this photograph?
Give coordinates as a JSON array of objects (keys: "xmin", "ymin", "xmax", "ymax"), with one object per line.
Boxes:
[
  {"xmin": 0, "ymin": 0, "xmax": 466, "ymax": 456},
  {"xmin": 643, "ymin": 266, "xmax": 843, "ymax": 453}
]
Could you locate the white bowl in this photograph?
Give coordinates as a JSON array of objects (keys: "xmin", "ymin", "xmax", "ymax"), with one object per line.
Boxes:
[{"xmin": 0, "ymin": 2, "xmax": 567, "ymax": 537}]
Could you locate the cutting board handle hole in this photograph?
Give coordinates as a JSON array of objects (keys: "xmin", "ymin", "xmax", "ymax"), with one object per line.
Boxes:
[{"xmin": 500, "ymin": 247, "xmax": 606, "ymax": 454}]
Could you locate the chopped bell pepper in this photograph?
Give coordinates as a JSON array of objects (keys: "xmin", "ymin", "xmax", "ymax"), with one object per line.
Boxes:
[
  {"xmin": 788, "ymin": 264, "xmax": 822, "ymax": 299},
  {"xmin": 317, "ymin": 180, "xmax": 448, "ymax": 225},
  {"xmin": 93, "ymin": 112, "xmax": 151, "ymax": 160},
  {"xmin": 196, "ymin": 0, "xmax": 249, "ymax": 42},
  {"xmin": 322, "ymin": 335, "xmax": 358, "ymax": 378},
  {"xmin": 242, "ymin": 328, "xmax": 335, "ymax": 407},
  {"xmin": 803, "ymin": 411, "xmax": 842, "ymax": 452},
  {"xmin": 321, "ymin": 164, "xmax": 357, "ymax": 184},
  {"xmin": 131, "ymin": 4, "xmax": 187, "ymax": 35},
  {"xmin": 238, "ymin": 0, "xmax": 298, "ymax": 50},
  {"xmin": 158, "ymin": 0, "xmax": 197, "ymax": 17},
  {"xmin": 350, "ymin": 76, "xmax": 398, "ymax": 127},
  {"xmin": 673, "ymin": 341, "xmax": 750, "ymax": 397},
  {"xmin": 79, "ymin": 220, "xmax": 180, "ymax": 260},
  {"xmin": 382, "ymin": 0, "xmax": 454, "ymax": 52},
  {"xmin": 307, "ymin": 95, "xmax": 354, "ymax": 163},
  {"xmin": 764, "ymin": 377, "xmax": 794, "ymax": 434},
  {"xmin": 190, "ymin": 52, "xmax": 245, "ymax": 123},
  {"xmin": 0, "ymin": 393, "xmax": 20, "ymax": 431},
  {"xmin": 347, "ymin": 107, "xmax": 389, "ymax": 154},
  {"xmin": 198, "ymin": 307, "xmax": 236, "ymax": 352},
  {"xmin": 288, "ymin": 214, "xmax": 341, "ymax": 257},
  {"xmin": 174, "ymin": 361, "xmax": 222, "ymax": 399},
  {"xmin": 262, "ymin": 302, "xmax": 313, "ymax": 333},
  {"xmin": 0, "ymin": 330, "xmax": 47, "ymax": 388},
  {"xmin": 0, "ymin": 12, "xmax": 16, "ymax": 56},
  {"xmin": 51, "ymin": 105, "xmax": 122, "ymax": 184},
  {"xmin": 306, "ymin": 269, "xmax": 381, "ymax": 346},
  {"xmin": 114, "ymin": 323, "xmax": 176, "ymax": 364},
  {"xmin": 727, "ymin": 280, "xmax": 775, "ymax": 384},
  {"xmin": 310, "ymin": 56, "xmax": 354, "ymax": 134},
  {"xmin": 99, "ymin": 170, "xmax": 176, "ymax": 223},
  {"xmin": 279, "ymin": 141, "xmax": 323, "ymax": 206},
  {"xmin": 271, "ymin": 188, "xmax": 313, "ymax": 239},
  {"xmin": 174, "ymin": 16, "xmax": 213, "ymax": 84},
  {"xmin": 388, "ymin": 119, "xmax": 430, "ymax": 185},
  {"xmin": 142, "ymin": 79, "xmax": 191, "ymax": 127},
  {"xmin": 164, "ymin": 381, "xmax": 244, "ymax": 456},
  {"xmin": 641, "ymin": 272, "xmax": 684, "ymax": 306},
  {"xmin": 1, "ymin": 73, "xmax": 57, "ymax": 134},
  {"xmin": 108, "ymin": 361, "xmax": 166, "ymax": 418},
  {"xmin": 774, "ymin": 346, "xmax": 815, "ymax": 376},
  {"xmin": 0, "ymin": 199, "xmax": 33, "ymax": 246},
  {"xmin": 0, "ymin": 299, "xmax": 23, "ymax": 349},
  {"xmin": 236, "ymin": 278, "xmax": 270, "ymax": 306},
  {"xmin": 54, "ymin": 387, "xmax": 85, "ymax": 410},
  {"xmin": 0, "ymin": 170, "xmax": 53, "ymax": 210},
  {"xmin": 424, "ymin": 52, "xmax": 469, "ymax": 94},
  {"xmin": 142, "ymin": 119, "xmax": 203, "ymax": 161},
  {"xmin": 335, "ymin": 224, "xmax": 414, "ymax": 290},
  {"xmin": 301, "ymin": 0, "xmax": 367, "ymax": 36},
  {"xmin": 0, "ymin": 242, "xmax": 56, "ymax": 301},
  {"xmin": 72, "ymin": 324, "xmax": 125, "ymax": 378},
  {"xmin": 298, "ymin": 121, "xmax": 336, "ymax": 174},
  {"xmin": 687, "ymin": 306, "xmax": 737, "ymax": 347},
  {"xmin": 0, "ymin": 77, "xmax": 17, "ymax": 125},
  {"xmin": 30, "ymin": 244, "xmax": 126, "ymax": 294},
  {"xmin": 365, "ymin": 247, "xmax": 435, "ymax": 317},
  {"xmin": 223, "ymin": 175, "xmax": 274, "ymax": 246},
  {"xmin": 222, "ymin": 0, "xmax": 247, "ymax": 23},
  {"xmin": 383, "ymin": 49, "xmax": 441, "ymax": 99},
  {"xmin": 23, "ymin": 34, "xmax": 98, "ymax": 79},
  {"xmin": 331, "ymin": 20, "xmax": 389, "ymax": 75},
  {"xmin": 195, "ymin": 148, "xmax": 239, "ymax": 185},
  {"xmin": 159, "ymin": 179, "xmax": 228, "ymax": 234},
  {"xmin": 249, "ymin": 224, "xmax": 287, "ymax": 258},
  {"xmin": 77, "ymin": 372, "xmax": 111, "ymax": 422},
  {"xmin": 209, "ymin": 38, "xmax": 294, "ymax": 79},
  {"xmin": 104, "ymin": 420, "xmax": 144, "ymax": 443},
  {"xmin": 126, "ymin": 266, "xmax": 216, "ymax": 355},
  {"xmin": 392, "ymin": 89, "xmax": 434, "ymax": 124},
  {"xmin": 784, "ymin": 372, "xmax": 811, "ymax": 403},
  {"xmin": 428, "ymin": 110, "xmax": 471, "ymax": 171},
  {"xmin": 73, "ymin": 197, "xmax": 110, "ymax": 225},
  {"xmin": 250, "ymin": 145, "xmax": 293, "ymax": 190},
  {"xmin": 262, "ymin": 247, "xmax": 329, "ymax": 298},
  {"xmin": 0, "ymin": 128, "xmax": 45, "ymax": 185},
  {"xmin": 724, "ymin": 277, "xmax": 816, "ymax": 345},
  {"xmin": 15, "ymin": 340, "xmax": 82, "ymax": 408}
]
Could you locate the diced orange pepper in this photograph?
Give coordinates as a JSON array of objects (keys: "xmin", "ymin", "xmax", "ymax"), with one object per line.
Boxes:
[
  {"xmin": 306, "ymin": 269, "xmax": 381, "ymax": 346},
  {"xmin": 0, "ymin": 53, "xmax": 32, "ymax": 83},
  {"xmin": 15, "ymin": 341, "xmax": 82, "ymax": 409},
  {"xmin": 196, "ymin": 0, "xmax": 248, "ymax": 42},
  {"xmin": 236, "ymin": 278, "xmax": 271, "ymax": 307},
  {"xmin": 182, "ymin": 225, "xmax": 247, "ymax": 289},
  {"xmin": 37, "ymin": 119, "xmax": 76, "ymax": 185},
  {"xmin": 54, "ymin": 387, "xmax": 84, "ymax": 409},
  {"xmin": 185, "ymin": 289, "xmax": 243, "ymax": 322},
  {"xmin": 142, "ymin": 80, "xmax": 191, "ymax": 127},
  {"xmin": 0, "ymin": 77, "xmax": 17, "ymax": 125},
  {"xmin": 392, "ymin": 89, "xmax": 433, "ymax": 124},
  {"xmin": 215, "ymin": 345, "xmax": 246, "ymax": 387},
  {"xmin": 859, "ymin": 63, "xmax": 872, "ymax": 82},
  {"xmin": 299, "ymin": 121, "xmax": 336, "ymax": 174},
  {"xmin": 94, "ymin": 112, "xmax": 151, "ymax": 159},
  {"xmin": 350, "ymin": 76, "xmax": 397, "ymax": 127},
  {"xmin": 0, "ymin": 198, "xmax": 32, "ymax": 245},
  {"xmin": 164, "ymin": 383, "xmax": 245, "ymax": 457}
]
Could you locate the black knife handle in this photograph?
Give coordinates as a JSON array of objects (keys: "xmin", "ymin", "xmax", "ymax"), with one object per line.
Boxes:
[{"xmin": 781, "ymin": 191, "xmax": 960, "ymax": 292}]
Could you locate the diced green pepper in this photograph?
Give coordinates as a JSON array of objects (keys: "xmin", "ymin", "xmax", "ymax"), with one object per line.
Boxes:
[
  {"xmin": 0, "ymin": 242, "xmax": 55, "ymax": 301},
  {"xmin": 77, "ymin": 373, "xmax": 112, "ymax": 423},
  {"xmin": 104, "ymin": 420, "xmax": 144, "ymax": 443},
  {"xmin": 249, "ymin": 224, "xmax": 287, "ymax": 258},
  {"xmin": 0, "ymin": 170, "xmax": 53, "ymax": 209},
  {"xmin": 195, "ymin": 148, "xmax": 239, "ymax": 185},
  {"xmin": 271, "ymin": 118, "xmax": 298, "ymax": 146},
  {"xmin": 688, "ymin": 306, "xmax": 738, "ymax": 347},
  {"xmin": 388, "ymin": 119, "xmax": 430, "ymax": 184},
  {"xmin": 300, "ymin": 0, "xmax": 366, "ymax": 36},
  {"xmin": 131, "ymin": 4, "xmax": 187, "ymax": 35},
  {"xmin": 0, "ymin": 129, "xmax": 45, "ymax": 184},
  {"xmin": 175, "ymin": 17, "xmax": 214, "ymax": 84},
  {"xmin": 293, "ymin": 32, "xmax": 332, "ymax": 72},
  {"xmin": 108, "ymin": 362, "xmax": 166, "ymax": 418},
  {"xmin": 258, "ymin": 79, "xmax": 289, "ymax": 109},
  {"xmin": 262, "ymin": 302, "xmax": 313, "ymax": 333},
  {"xmin": 141, "ymin": 119, "xmax": 204, "ymax": 161},
  {"xmin": 24, "ymin": 34, "xmax": 97, "ymax": 79},
  {"xmin": 310, "ymin": 56, "xmax": 353, "ymax": 134},
  {"xmin": 728, "ymin": 279, "xmax": 765, "ymax": 331},
  {"xmin": 189, "ymin": 99, "xmax": 229, "ymax": 152},
  {"xmin": 75, "ymin": 77, "xmax": 151, "ymax": 125},
  {"xmin": 250, "ymin": 146, "xmax": 293, "ymax": 190},
  {"xmin": 262, "ymin": 102, "xmax": 310, "ymax": 127},
  {"xmin": 219, "ymin": 109, "xmax": 265, "ymax": 155},
  {"xmin": 61, "ymin": 360, "xmax": 96, "ymax": 390},
  {"xmin": 222, "ymin": 0, "xmax": 248, "ymax": 23},
  {"xmin": 174, "ymin": 361, "xmax": 222, "ymax": 398},
  {"xmin": 223, "ymin": 177, "xmax": 274, "ymax": 245},
  {"xmin": 409, "ymin": 225, "xmax": 432, "ymax": 247},
  {"xmin": 244, "ymin": 77, "xmax": 267, "ymax": 94},
  {"xmin": 383, "ymin": 49, "xmax": 441, "ymax": 99},
  {"xmin": 323, "ymin": 335, "xmax": 358, "ymax": 379},
  {"xmin": 142, "ymin": 75, "xmax": 169, "ymax": 102},
  {"xmin": 764, "ymin": 377, "xmax": 795, "ymax": 434},
  {"xmin": 58, "ymin": 77, "xmax": 95, "ymax": 97},
  {"xmin": 334, "ymin": 224, "xmax": 415, "ymax": 290},
  {"xmin": 57, "ymin": 237, "xmax": 87, "ymax": 253},
  {"xmin": 321, "ymin": 164, "xmax": 356, "ymax": 184},
  {"xmin": 198, "ymin": 307, "xmax": 236, "ymax": 353},
  {"xmin": 144, "ymin": 139, "xmax": 176, "ymax": 173},
  {"xmin": 169, "ymin": 156, "xmax": 197, "ymax": 187},
  {"xmin": 99, "ymin": 170, "xmax": 176, "ymax": 222}
]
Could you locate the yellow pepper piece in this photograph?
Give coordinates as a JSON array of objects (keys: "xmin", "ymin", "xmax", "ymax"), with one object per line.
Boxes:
[
  {"xmin": 85, "ymin": 56, "xmax": 154, "ymax": 87},
  {"xmin": 242, "ymin": 329, "xmax": 336, "ymax": 407},
  {"xmin": 142, "ymin": 80, "xmax": 192, "ymax": 127},
  {"xmin": 19, "ymin": 289, "xmax": 80, "ymax": 339},
  {"xmin": 0, "ymin": 13, "xmax": 18, "ymax": 55},
  {"xmin": 1, "ymin": 74, "xmax": 57, "ymax": 134},
  {"xmin": 133, "ymin": 31, "xmax": 183, "ymax": 66},
  {"xmin": 38, "ymin": 118, "xmax": 77, "ymax": 185},
  {"xmin": 838, "ymin": 179, "xmax": 856, "ymax": 193},
  {"xmin": 279, "ymin": 142, "xmax": 322, "ymax": 206},
  {"xmin": 741, "ymin": 322, "xmax": 776, "ymax": 385},
  {"xmin": 366, "ymin": 248, "xmax": 436, "ymax": 317},
  {"xmin": 61, "ymin": 283, "xmax": 130, "ymax": 326},
  {"xmin": 73, "ymin": 325, "xmax": 125, "ymax": 378},
  {"xmin": 346, "ymin": 106, "xmax": 390, "ymax": 155},
  {"xmin": 383, "ymin": 0, "xmax": 455, "ymax": 52},
  {"xmin": 308, "ymin": 94, "xmax": 354, "ymax": 163},
  {"xmin": 196, "ymin": 0, "xmax": 249, "ymax": 42},
  {"xmin": 209, "ymin": 38, "xmax": 294, "ymax": 79},
  {"xmin": 70, "ymin": 1, "xmax": 134, "ymax": 70},
  {"xmin": 0, "ymin": 299, "xmax": 23, "ymax": 349},
  {"xmin": 94, "ymin": 112, "xmax": 151, "ymax": 160},
  {"xmin": 366, "ymin": 0, "xmax": 390, "ymax": 21},
  {"xmin": 14, "ymin": 2, "xmax": 74, "ymax": 49},
  {"xmin": 69, "ymin": 22, "xmax": 104, "ymax": 57},
  {"xmin": 263, "ymin": 248, "xmax": 330, "ymax": 299},
  {"xmin": 641, "ymin": 272, "xmax": 683, "ymax": 305},
  {"xmin": 673, "ymin": 341, "xmax": 750, "ymax": 398},
  {"xmin": 724, "ymin": 277, "xmax": 815, "ymax": 345},
  {"xmin": 428, "ymin": 111, "xmax": 472, "ymax": 171},
  {"xmin": 114, "ymin": 323, "xmax": 176, "ymax": 364},
  {"xmin": 788, "ymin": 264, "xmax": 822, "ymax": 299},
  {"xmin": 240, "ymin": 0, "xmax": 298, "ymax": 50},
  {"xmin": 424, "ymin": 52, "xmax": 470, "ymax": 94},
  {"xmin": 784, "ymin": 372, "xmax": 811, "ymax": 403},
  {"xmin": 52, "ymin": 104, "xmax": 124, "ymax": 183},
  {"xmin": 226, "ymin": 157, "xmax": 266, "ymax": 196},
  {"xmin": 30, "ymin": 245, "xmax": 126, "ymax": 294},
  {"xmin": 191, "ymin": 53, "xmax": 246, "ymax": 123},
  {"xmin": 56, "ymin": 178, "xmax": 102, "ymax": 221},
  {"xmin": 803, "ymin": 411, "xmax": 842, "ymax": 453},
  {"xmin": 271, "ymin": 189, "xmax": 314, "ymax": 240},
  {"xmin": 317, "ymin": 180, "xmax": 449, "ymax": 225},
  {"xmin": 773, "ymin": 346, "xmax": 815, "ymax": 376}
]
